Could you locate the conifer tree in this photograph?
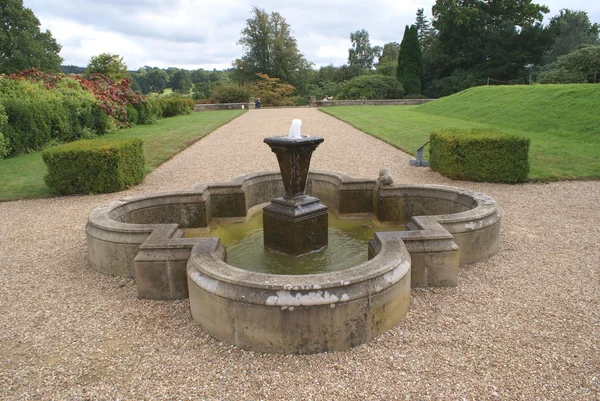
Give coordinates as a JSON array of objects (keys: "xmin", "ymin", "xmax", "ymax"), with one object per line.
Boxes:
[{"xmin": 397, "ymin": 25, "xmax": 423, "ymax": 95}]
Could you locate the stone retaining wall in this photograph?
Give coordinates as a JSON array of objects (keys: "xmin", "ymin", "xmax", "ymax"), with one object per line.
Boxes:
[
  {"xmin": 311, "ymin": 99, "xmax": 433, "ymax": 107},
  {"xmin": 194, "ymin": 102, "xmax": 254, "ymax": 111}
]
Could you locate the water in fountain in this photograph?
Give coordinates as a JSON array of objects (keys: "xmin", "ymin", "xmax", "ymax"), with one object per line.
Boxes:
[
  {"xmin": 185, "ymin": 209, "xmax": 406, "ymax": 275},
  {"xmin": 184, "ymin": 118, "xmax": 407, "ymax": 274}
]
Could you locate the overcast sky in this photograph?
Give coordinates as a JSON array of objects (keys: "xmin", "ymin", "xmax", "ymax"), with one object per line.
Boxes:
[{"xmin": 22, "ymin": 0, "xmax": 600, "ymax": 71}]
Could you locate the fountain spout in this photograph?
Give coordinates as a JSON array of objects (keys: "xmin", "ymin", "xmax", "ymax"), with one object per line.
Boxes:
[
  {"xmin": 263, "ymin": 120, "xmax": 328, "ymax": 255},
  {"xmin": 264, "ymin": 120, "xmax": 323, "ymax": 199},
  {"xmin": 288, "ymin": 119, "xmax": 302, "ymax": 139}
]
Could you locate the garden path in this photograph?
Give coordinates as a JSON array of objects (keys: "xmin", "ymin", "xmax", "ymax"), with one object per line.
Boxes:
[{"xmin": 0, "ymin": 108, "xmax": 598, "ymax": 399}]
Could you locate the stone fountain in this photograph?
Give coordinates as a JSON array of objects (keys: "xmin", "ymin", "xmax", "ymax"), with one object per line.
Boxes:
[
  {"xmin": 85, "ymin": 119, "xmax": 502, "ymax": 354},
  {"xmin": 263, "ymin": 119, "xmax": 328, "ymax": 255}
]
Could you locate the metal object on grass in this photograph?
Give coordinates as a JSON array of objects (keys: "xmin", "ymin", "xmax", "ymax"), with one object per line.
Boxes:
[{"xmin": 409, "ymin": 141, "xmax": 430, "ymax": 167}]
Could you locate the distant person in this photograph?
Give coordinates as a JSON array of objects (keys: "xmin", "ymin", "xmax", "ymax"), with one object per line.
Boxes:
[
  {"xmin": 322, "ymin": 96, "xmax": 328, "ymax": 102},
  {"xmin": 255, "ymin": 98, "xmax": 261, "ymax": 109}
]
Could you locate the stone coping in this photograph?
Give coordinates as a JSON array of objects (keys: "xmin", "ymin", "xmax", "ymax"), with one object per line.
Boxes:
[
  {"xmin": 187, "ymin": 231, "xmax": 410, "ymax": 296},
  {"xmin": 86, "ymin": 170, "xmax": 500, "ymax": 287}
]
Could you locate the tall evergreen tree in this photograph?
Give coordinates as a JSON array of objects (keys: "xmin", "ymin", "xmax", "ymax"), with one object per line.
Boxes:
[
  {"xmin": 415, "ymin": 8, "xmax": 434, "ymax": 51},
  {"xmin": 397, "ymin": 25, "xmax": 423, "ymax": 95}
]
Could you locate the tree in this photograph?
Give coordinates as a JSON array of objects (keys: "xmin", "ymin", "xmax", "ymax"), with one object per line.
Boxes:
[
  {"xmin": 429, "ymin": 0, "xmax": 550, "ymax": 86},
  {"xmin": 171, "ymin": 70, "xmax": 193, "ymax": 93},
  {"xmin": 0, "ymin": 0, "xmax": 62, "ymax": 74},
  {"xmin": 339, "ymin": 74, "xmax": 404, "ymax": 99},
  {"xmin": 348, "ymin": 29, "xmax": 381, "ymax": 71},
  {"xmin": 375, "ymin": 42, "xmax": 400, "ymax": 77},
  {"xmin": 131, "ymin": 66, "xmax": 169, "ymax": 94},
  {"xmin": 415, "ymin": 8, "xmax": 434, "ymax": 51},
  {"xmin": 233, "ymin": 7, "xmax": 310, "ymax": 87},
  {"xmin": 539, "ymin": 45, "xmax": 600, "ymax": 83},
  {"xmin": 545, "ymin": 9, "xmax": 599, "ymax": 63},
  {"xmin": 61, "ymin": 65, "xmax": 85, "ymax": 74},
  {"xmin": 253, "ymin": 72, "xmax": 296, "ymax": 106},
  {"xmin": 85, "ymin": 53, "xmax": 128, "ymax": 79},
  {"xmin": 397, "ymin": 25, "xmax": 423, "ymax": 95}
]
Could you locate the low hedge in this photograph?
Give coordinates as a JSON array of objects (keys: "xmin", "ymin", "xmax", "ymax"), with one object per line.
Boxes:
[
  {"xmin": 429, "ymin": 129, "xmax": 530, "ymax": 183},
  {"xmin": 158, "ymin": 97, "xmax": 195, "ymax": 117},
  {"xmin": 42, "ymin": 138, "xmax": 145, "ymax": 194}
]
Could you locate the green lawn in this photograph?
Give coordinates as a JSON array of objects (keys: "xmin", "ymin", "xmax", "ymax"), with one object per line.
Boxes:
[
  {"xmin": 0, "ymin": 110, "xmax": 245, "ymax": 201},
  {"xmin": 322, "ymin": 84, "xmax": 600, "ymax": 181}
]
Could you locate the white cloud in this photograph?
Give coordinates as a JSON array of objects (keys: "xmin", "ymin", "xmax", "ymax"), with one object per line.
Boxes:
[{"xmin": 21, "ymin": 0, "xmax": 600, "ymax": 70}]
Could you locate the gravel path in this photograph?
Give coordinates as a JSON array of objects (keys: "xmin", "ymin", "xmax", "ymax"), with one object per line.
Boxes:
[{"xmin": 1, "ymin": 108, "xmax": 598, "ymax": 400}]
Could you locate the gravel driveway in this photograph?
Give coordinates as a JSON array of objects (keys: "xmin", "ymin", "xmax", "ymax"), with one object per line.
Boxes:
[{"xmin": 1, "ymin": 108, "xmax": 598, "ymax": 400}]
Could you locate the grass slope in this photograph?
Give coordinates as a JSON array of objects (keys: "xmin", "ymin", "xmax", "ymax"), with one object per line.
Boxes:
[
  {"xmin": 0, "ymin": 110, "xmax": 245, "ymax": 201},
  {"xmin": 322, "ymin": 84, "xmax": 600, "ymax": 181}
]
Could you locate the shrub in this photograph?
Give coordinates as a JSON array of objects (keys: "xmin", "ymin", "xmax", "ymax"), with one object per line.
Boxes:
[
  {"xmin": 0, "ymin": 74, "xmax": 116, "ymax": 156},
  {"xmin": 134, "ymin": 99, "xmax": 159, "ymax": 124},
  {"xmin": 42, "ymin": 138, "xmax": 145, "ymax": 194},
  {"xmin": 254, "ymin": 73, "xmax": 296, "ymax": 106},
  {"xmin": 125, "ymin": 104, "xmax": 139, "ymax": 125},
  {"xmin": 293, "ymin": 96, "xmax": 310, "ymax": 106},
  {"xmin": 429, "ymin": 129, "xmax": 530, "ymax": 183},
  {"xmin": 2, "ymin": 99, "xmax": 52, "ymax": 155},
  {"xmin": 338, "ymin": 75, "xmax": 405, "ymax": 99},
  {"xmin": 212, "ymin": 82, "xmax": 252, "ymax": 103},
  {"xmin": 0, "ymin": 132, "xmax": 8, "ymax": 159},
  {"xmin": 425, "ymin": 71, "xmax": 483, "ymax": 99},
  {"xmin": 0, "ymin": 104, "xmax": 8, "ymax": 159},
  {"xmin": 75, "ymin": 74, "xmax": 144, "ymax": 126},
  {"xmin": 158, "ymin": 97, "xmax": 195, "ymax": 117}
]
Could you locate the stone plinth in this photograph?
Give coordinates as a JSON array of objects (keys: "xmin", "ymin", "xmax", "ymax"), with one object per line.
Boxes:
[
  {"xmin": 263, "ymin": 135, "xmax": 327, "ymax": 255},
  {"xmin": 263, "ymin": 195, "xmax": 328, "ymax": 255}
]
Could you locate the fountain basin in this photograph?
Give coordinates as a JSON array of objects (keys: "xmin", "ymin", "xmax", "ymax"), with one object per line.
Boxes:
[
  {"xmin": 187, "ymin": 231, "xmax": 410, "ymax": 354},
  {"xmin": 85, "ymin": 170, "xmax": 501, "ymax": 353}
]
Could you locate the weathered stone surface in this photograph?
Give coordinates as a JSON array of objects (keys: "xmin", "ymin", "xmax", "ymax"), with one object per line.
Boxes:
[
  {"xmin": 86, "ymin": 170, "xmax": 501, "ymax": 354},
  {"xmin": 187, "ymin": 232, "xmax": 411, "ymax": 354},
  {"xmin": 87, "ymin": 171, "xmax": 500, "ymax": 287},
  {"xmin": 263, "ymin": 196, "xmax": 328, "ymax": 255}
]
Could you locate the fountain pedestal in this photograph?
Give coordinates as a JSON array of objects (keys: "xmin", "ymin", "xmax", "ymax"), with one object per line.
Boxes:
[
  {"xmin": 263, "ymin": 135, "xmax": 328, "ymax": 255},
  {"xmin": 263, "ymin": 196, "xmax": 328, "ymax": 256}
]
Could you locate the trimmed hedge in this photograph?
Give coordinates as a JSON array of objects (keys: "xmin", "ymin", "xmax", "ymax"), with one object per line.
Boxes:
[
  {"xmin": 42, "ymin": 138, "xmax": 145, "ymax": 194},
  {"xmin": 429, "ymin": 129, "xmax": 530, "ymax": 183}
]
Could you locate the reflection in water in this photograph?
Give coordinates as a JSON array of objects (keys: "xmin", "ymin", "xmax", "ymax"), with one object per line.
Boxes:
[{"xmin": 185, "ymin": 211, "xmax": 406, "ymax": 275}]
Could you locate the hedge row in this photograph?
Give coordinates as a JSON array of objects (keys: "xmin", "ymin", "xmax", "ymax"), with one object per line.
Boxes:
[
  {"xmin": 429, "ymin": 129, "xmax": 530, "ymax": 183},
  {"xmin": 0, "ymin": 78, "xmax": 114, "ymax": 157},
  {"xmin": 42, "ymin": 138, "xmax": 145, "ymax": 194},
  {"xmin": 0, "ymin": 104, "xmax": 9, "ymax": 159},
  {"xmin": 0, "ymin": 73, "xmax": 196, "ymax": 159}
]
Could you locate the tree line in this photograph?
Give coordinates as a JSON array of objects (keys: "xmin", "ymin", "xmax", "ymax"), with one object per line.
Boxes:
[{"xmin": 2, "ymin": 0, "xmax": 599, "ymax": 101}]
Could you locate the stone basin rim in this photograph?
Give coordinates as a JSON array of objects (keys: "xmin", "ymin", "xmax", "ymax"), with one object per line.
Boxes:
[{"xmin": 187, "ymin": 231, "xmax": 410, "ymax": 292}]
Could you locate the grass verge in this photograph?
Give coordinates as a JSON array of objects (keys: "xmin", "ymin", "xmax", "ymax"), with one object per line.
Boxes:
[
  {"xmin": 0, "ymin": 110, "xmax": 245, "ymax": 201},
  {"xmin": 321, "ymin": 84, "xmax": 600, "ymax": 181}
]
